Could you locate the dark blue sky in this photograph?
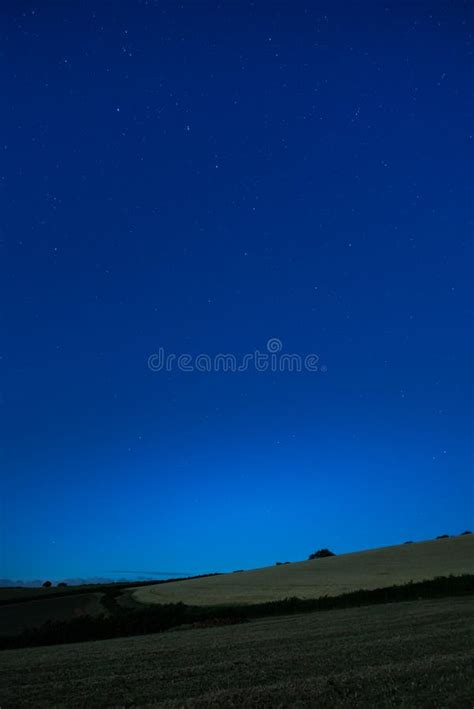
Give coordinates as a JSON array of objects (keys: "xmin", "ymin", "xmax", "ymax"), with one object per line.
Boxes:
[{"xmin": 2, "ymin": 1, "xmax": 473, "ymax": 582}]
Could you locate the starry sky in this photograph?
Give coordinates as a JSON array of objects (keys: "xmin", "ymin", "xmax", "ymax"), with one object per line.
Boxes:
[{"xmin": 2, "ymin": 1, "xmax": 473, "ymax": 583}]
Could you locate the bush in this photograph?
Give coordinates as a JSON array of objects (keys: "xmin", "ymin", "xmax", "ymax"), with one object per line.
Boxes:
[
  {"xmin": 308, "ymin": 549, "xmax": 335, "ymax": 560},
  {"xmin": 404, "ymin": 541, "xmax": 413, "ymax": 544},
  {"xmin": 42, "ymin": 581, "xmax": 52, "ymax": 588},
  {"xmin": 436, "ymin": 535, "xmax": 450, "ymax": 539},
  {"xmin": 460, "ymin": 530, "xmax": 472, "ymax": 535},
  {"xmin": 57, "ymin": 582, "xmax": 68, "ymax": 587}
]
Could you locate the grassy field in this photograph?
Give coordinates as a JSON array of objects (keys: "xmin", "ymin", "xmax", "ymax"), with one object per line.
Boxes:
[
  {"xmin": 134, "ymin": 534, "xmax": 474, "ymax": 606},
  {"xmin": 0, "ymin": 579, "xmax": 162, "ymax": 606},
  {"xmin": 0, "ymin": 587, "xmax": 68, "ymax": 604},
  {"xmin": 0, "ymin": 580, "xmax": 166, "ymax": 636},
  {"xmin": 1, "ymin": 595, "xmax": 473, "ymax": 707},
  {"xmin": 0, "ymin": 593, "xmax": 105, "ymax": 637}
]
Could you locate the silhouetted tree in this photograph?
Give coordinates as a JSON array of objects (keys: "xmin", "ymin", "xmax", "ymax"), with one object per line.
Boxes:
[
  {"xmin": 461, "ymin": 530, "xmax": 472, "ymax": 535},
  {"xmin": 42, "ymin": 580, "xmax": 52, "ymax": 588},
  {"xmin": 57, "ymin": 582, "xmax": 68, "ymax": 587},
  {"xmin": 308, "ymin": 548, "xmax": 335, "ymax": 560},
  {"xmin": 436, "ymin": 534, "xmax": 450, "ymax": 539}
]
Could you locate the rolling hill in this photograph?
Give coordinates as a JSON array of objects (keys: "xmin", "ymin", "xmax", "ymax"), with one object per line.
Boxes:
[
  {"xmin": 133, "ymin": 534, "xmax": 474, "ymax": 606},
  {"xmin": 2, "ymin": 596, "xmax": 473, "ymax": 706}
]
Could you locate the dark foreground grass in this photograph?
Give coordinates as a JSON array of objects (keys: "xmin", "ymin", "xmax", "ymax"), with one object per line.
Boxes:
[
  {"xmin": 1, "ymin": 573, "xmax": 473, "ymax": 650},
  {"xmin": 1, "ymin": 595, "xmax": 473, "ymax": 707}
]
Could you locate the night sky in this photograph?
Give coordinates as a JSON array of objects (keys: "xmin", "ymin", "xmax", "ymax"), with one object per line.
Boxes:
[{"xmin": 2, "ymin": 1, "xmax": 473, "ymax": 583}]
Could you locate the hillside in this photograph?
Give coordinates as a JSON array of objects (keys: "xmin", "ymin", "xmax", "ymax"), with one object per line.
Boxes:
[
  {"xmin": 133, "ymin": 534, "xmax": 474, "ymax": 606},
  {"xmin": 2, "ymin": 596, "xmax": 473, "ymax": 706},
  {"xmin": 0, "ymin": 593, "xmax": 105, "ymax": 637}
]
